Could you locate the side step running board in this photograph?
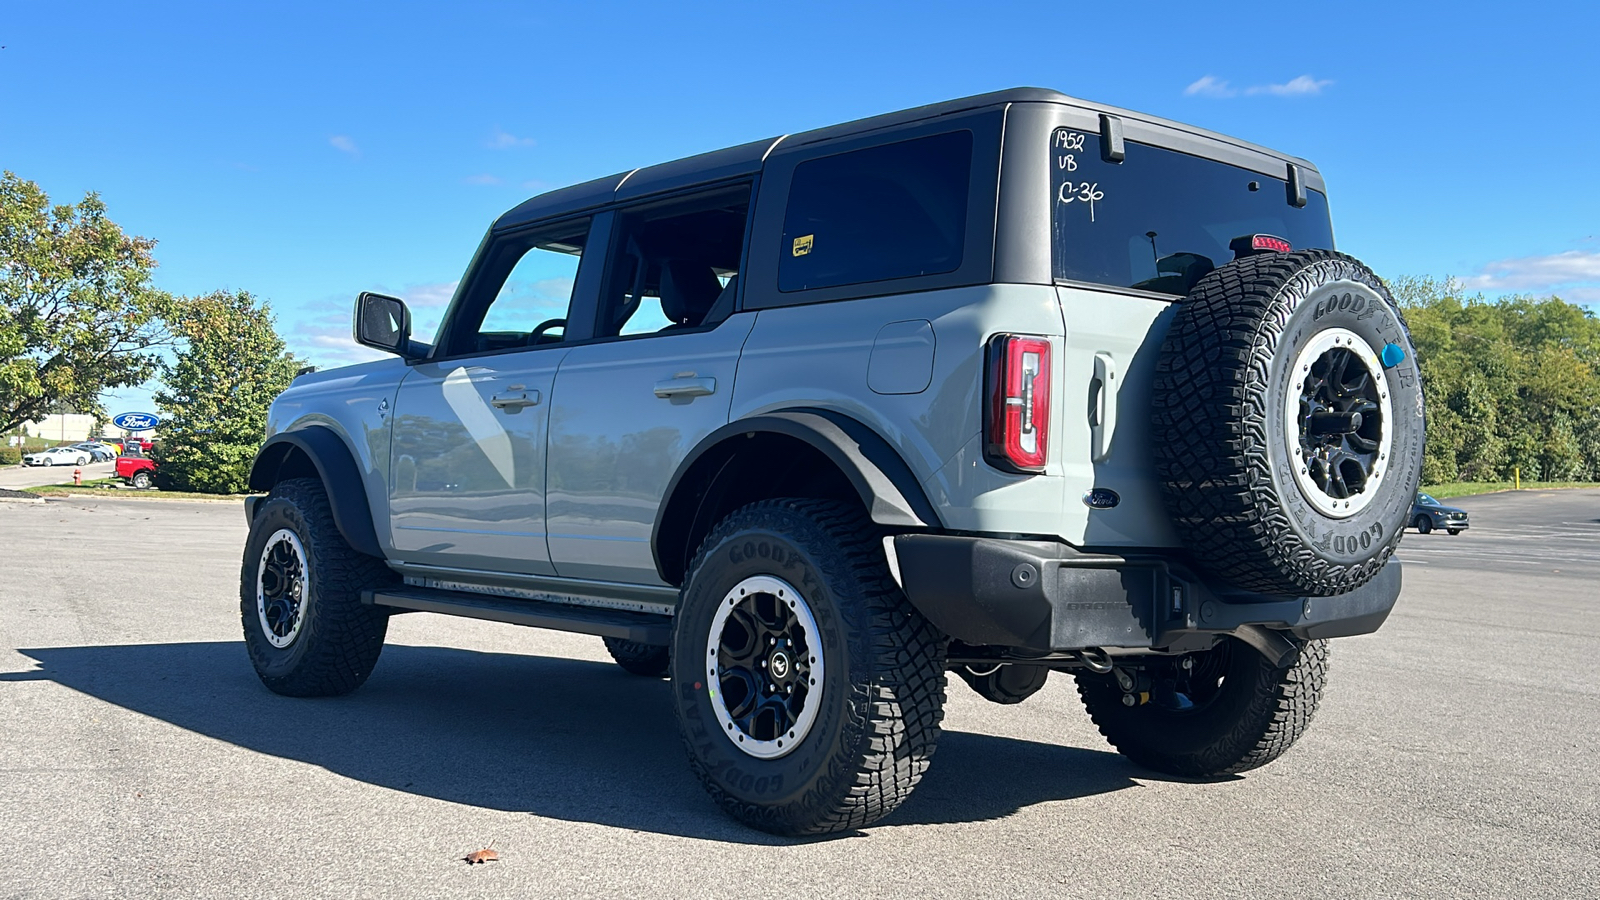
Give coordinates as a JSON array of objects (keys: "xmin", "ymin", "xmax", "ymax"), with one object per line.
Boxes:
[{"xmin": 362, "ymin": 586, "xmax": 671, "ymax": 645}]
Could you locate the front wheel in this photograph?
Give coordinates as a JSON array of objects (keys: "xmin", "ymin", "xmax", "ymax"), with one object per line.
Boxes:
[
  {"xmin": 1447, "ymin": 528, "xmax": 1461, "ymax": 536},
  {"xmin": 671, "ymin": 499, "xmax": 947, "ymax": 836},
  {"xmin": 1416, "ymin": 517, "xmax": 1433, "ymax": 535},
  {"xmin": 240, "ymin": 477, "xmax": 395, "ymax": 696},
  {"xmin": 1076, "ymin": 637, "xmax": 1329, "ymax": 777}
]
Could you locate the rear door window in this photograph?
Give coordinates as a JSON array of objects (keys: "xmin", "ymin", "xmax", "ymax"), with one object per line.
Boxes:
[
  {"xmin": 779, "ymin": 130, "xmax": 972, "ymax": 292},
  {"xmin": 1050, "ymin": 128, "xmax": 1334, "ymax": 296}
]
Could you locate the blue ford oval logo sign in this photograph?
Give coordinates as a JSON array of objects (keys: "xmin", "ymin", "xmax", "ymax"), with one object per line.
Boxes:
[{"xmin": 112, "ymin": 412, "xmax": 161, "ymax": 431}]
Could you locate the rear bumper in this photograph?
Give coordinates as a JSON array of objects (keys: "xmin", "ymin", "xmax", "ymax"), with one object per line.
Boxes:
[{"xmin": 889, "ymin": 534, "xmax": 1400, "ymax": 653}]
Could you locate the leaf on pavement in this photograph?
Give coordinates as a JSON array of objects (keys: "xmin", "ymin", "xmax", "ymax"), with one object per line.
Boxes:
[{"xmin": 463, "ymin": 846, "xmax": 500, "ymax": 865}]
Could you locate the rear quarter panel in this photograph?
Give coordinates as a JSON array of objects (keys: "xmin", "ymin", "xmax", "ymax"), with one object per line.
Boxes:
[{"xmin": 730, "ymin": 283, "xmax": 1181, "ymax": 548}]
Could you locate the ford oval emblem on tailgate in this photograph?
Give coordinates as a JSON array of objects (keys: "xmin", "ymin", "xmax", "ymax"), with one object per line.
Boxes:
[{"xmin": 1082, "ymin": 488, "xmax": 1121, "ymax": 509}]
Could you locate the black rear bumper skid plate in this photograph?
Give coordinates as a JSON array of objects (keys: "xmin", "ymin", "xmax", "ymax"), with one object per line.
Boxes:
[{"xmin": 891, "ymin": 534, "xmax": 1400, "ymax": 653}]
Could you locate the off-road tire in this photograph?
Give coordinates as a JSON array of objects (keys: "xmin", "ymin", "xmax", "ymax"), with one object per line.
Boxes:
[
  {"xmin": 671, "ymin": 498, "xmax": 947, "ymax": 836},
  {"xmin": 602, "ymin": 636, "xmax": 670, "ymax": 677},
  {"xmin": 1152, "ymin": 250, "xmax": 1425, "ymax": 596},
  {"xmin": 240, "ymin": 477, "xmax": 394, "ymax": 697},
  {"xmin": 1415, "ymin": 517, "xmax": 1432, "ymax": 535},
  {"xmin": 1076, "ymin": 637, "xmax": 1329, "ymax": 776}
]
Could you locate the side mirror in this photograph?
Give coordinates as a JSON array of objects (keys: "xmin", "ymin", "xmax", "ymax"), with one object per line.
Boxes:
[{"xmin": 353, "ymin": 292, "xmax": 411, "ymax": 356}]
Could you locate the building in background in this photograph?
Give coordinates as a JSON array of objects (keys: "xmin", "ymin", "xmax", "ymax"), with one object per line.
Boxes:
[{"xmin": 20, "ymin": 413, "xmax": 96, "ymax": 443}]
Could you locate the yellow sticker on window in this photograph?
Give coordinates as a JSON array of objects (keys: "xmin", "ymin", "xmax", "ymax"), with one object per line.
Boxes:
[{"xmin": 792, "ymin": 234, "xmax": 814, "ymax": 257}]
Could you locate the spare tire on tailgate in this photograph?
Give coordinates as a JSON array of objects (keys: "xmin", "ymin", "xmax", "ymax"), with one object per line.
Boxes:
[{"xmin": 1151, "ymin": 249, "xmax": 1424, "ymax": 597}]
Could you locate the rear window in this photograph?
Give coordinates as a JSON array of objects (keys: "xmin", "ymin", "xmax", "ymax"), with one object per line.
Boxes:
[
  {"xmin": 780, "ymin": 130, "xmax": 972, "ymax": 292},
  {"xmin": 1050, "ymin": 128, "xmax": 1334, "ymax": 296}
]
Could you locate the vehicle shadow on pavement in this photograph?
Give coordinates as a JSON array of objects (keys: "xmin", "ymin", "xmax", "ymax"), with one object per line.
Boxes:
[{"xmin": 2, "ymin": 641, "xmax": 1138, "ymax": 842}]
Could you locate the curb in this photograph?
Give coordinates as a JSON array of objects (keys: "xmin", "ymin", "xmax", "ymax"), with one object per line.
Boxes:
[{"xmin": 28, "ymin": 491, "xmax": 255, "ymax": 505}]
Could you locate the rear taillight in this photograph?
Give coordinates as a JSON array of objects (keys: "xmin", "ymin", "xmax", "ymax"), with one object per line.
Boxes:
[{"xmin": 985, "ymin": 334, "xmax": 1051, "ymax": 473}]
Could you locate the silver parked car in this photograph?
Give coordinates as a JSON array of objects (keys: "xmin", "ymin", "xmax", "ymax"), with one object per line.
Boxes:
[
  {"xmin": 240, "ymin": 88, "xmax": 1426, "ymax": 835},
  {"xmin": 22, "ymin": 447, "xmax": 91, "ymax": 467}
]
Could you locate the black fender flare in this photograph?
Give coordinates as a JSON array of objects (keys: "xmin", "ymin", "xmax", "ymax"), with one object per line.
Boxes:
[
  {"xmin": 651, "ymin": 409, "xmax": 942, "ymax": 585},
  {"xmin": 248, "ymin": 426, "xmax": 384, "ymax": 559}
]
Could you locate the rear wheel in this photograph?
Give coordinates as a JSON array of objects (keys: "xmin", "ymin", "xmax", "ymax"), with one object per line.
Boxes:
[
  {"xmin": 1076, "ymin": 637, "xmax": 1330, "ymax": 777},
  {"xmin": 240, "ymin": 477, "xmax": 394, "ymax": 696},
  {"xmin": 602, "ymin": 637, "xmax": 669, "ymax": 677},
  {"xmin": 671, "ymin": 499, "xmax": 946, "ymax": 836},
  {"xmin": 130, "ymin": 470, "xmax": 153, "ymax": 490}
]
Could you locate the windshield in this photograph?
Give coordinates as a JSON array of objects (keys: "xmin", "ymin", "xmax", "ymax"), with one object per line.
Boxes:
[
  {"xmin": 1051, "ymin": 128, "xmax": 1334, "ymax": 296},
  {"xmin": 1417, "ymin": 493, "xmax": 1438, "ymax": 505}
]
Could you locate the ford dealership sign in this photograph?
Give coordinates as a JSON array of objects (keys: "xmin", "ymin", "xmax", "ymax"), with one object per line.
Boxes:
[{"xmin": 112, "ymin": 412, "xmax": 161, "ymax": 431}]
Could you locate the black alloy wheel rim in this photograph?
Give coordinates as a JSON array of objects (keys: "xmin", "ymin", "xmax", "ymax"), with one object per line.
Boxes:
[
  {"xmin": 1285, "ymin": 327, "xmax": 1393, "ymax": 517},
  {"xmin": 257, "ymin": 529, "xmax": 308, "ymax": 648},
  {"xmin": 707, "ymin": 575, "xmax": 824, "ymax": 759}
]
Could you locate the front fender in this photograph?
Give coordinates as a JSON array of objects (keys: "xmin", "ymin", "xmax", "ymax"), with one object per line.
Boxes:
[{"xmin": 249, "ymin": 426, "xmax": 384, "ymax": 559}]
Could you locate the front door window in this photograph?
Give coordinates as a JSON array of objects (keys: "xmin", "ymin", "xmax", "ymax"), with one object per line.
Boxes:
[{"xmin": 388, "ymin": 218, "xmax": 594, "ymax": 575}]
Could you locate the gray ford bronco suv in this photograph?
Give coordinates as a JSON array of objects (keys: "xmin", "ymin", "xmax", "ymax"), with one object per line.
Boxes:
[{"xmin": 242, "ymin": 88, "xmax": 1423, "ymax": 835}]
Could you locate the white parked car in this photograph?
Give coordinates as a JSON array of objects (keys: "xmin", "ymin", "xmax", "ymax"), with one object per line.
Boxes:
[{"xmin": 22, "ymin": 447, "xmax": 91, "ymax": 467}]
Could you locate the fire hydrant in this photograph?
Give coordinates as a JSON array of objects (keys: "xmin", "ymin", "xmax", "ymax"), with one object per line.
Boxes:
[{"xmin": 73, "ymin": 467, "xmax": 82, "ymax": 486}]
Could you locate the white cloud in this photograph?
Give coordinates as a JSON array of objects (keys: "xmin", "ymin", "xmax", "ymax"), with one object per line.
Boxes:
[
  {"xmin": 283, "ymin": 281, "xmax": 458, "ymax": 368},
  {"xmin": 329, "ymin": 135, "xmax": 360, "ymax": 157},
  {"xmin": 1187, "ymin": 74, "xmax": 1333, "ymax": 99},
  {"xmin": 1459, "ymin": 249, "xmax": 1600, "ymax": 304},
  {"xmin": 399, "ymin": 281, "xmax": 459, "ymax": 309},
  {"xmin": 289, "ymin": 315, "xmax": 389, "ymax": 368},
  {"xmin": 1247, "ymin": 75, "xmax": 1334, "ymax": 97},
  {"xmin": 487, "ymin": 127, "xmax": 536, "ymax": 150},
  {"xmin": 464, "ymin": 173, "xmax": 504, "ymax": 186},
  {"xmin": 1184, "ymin": 75, "xmax": 1236, "ymax": 98}
]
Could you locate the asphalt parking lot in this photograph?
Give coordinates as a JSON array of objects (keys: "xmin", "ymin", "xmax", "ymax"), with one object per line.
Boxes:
[
  {"xmin": 0, "ymin": 460, "xmax": 117, "ymax": 491},
  {"xmin": 1, "ymin": 490, "xmax": 1597, "ymax": 899}
]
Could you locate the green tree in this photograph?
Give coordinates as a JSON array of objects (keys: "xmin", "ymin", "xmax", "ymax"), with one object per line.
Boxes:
[
  {"xmin": 153, "ymin": 291, "xmax": 299, "ymax": 494},
  {"xmin": 1394, "ymin": 276, "xmax": 1600, "ymax": 484},
  {"xmin": 0, "ymin": 172, "xmax": 175, "ymax": 433}
]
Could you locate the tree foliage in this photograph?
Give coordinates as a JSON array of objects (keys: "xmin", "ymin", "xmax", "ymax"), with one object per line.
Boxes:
[
  {"xmin": 1394, "ymin": 277, "xmax": 1600, "ymax": 484},
  {"xmin": 0, "ymin": 172, "xmax": 175, "ymax": 434},
  {"xmin": 153, "ymin": 291, "xmax": 299, "ymax": 494}
]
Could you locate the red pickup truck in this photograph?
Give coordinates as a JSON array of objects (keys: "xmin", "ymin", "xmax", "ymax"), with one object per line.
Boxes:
[{"xmin": 116, "ymin": 455, "xmax": 156, "ymax": 489}]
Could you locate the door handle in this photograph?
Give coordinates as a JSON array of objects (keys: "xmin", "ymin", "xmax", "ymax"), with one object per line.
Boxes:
[
  {"xmin": 490, "ymin": 390, "xmax": 540, "ymax": 411},
  {"xmin": 1091, "ymin": 352, "xmax": 1117, "ymax": 462},
  {"xmin": 653, "ymin": 374, "xmax": 717, "ymax": 399}
]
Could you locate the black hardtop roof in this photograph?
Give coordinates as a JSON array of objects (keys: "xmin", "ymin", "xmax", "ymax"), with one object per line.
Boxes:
[{"xmin": 494, "ymin": 87, "xmax": 1318, "ymax": 231}]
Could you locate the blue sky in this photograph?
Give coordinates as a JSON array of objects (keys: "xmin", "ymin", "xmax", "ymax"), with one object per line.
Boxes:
[{"xmin": 3, "ymin": 1, "xmax": 1597, "ymax": 415}]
